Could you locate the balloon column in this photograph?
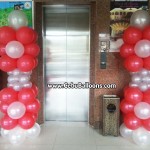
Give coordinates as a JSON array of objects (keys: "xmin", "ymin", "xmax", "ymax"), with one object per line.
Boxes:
[
  {"xmin": 120, "ymin": 10, "xmax": 150, "ymax": 146},
  {"xmin": 0, "ymin": 10, "xmax": 41, "ymax": 144}
]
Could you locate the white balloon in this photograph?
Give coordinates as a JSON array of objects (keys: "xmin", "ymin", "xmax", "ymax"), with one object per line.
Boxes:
[
  {"xmin": 19, "ymin": 74, "xmax": 30, "ymax": 83},
  {"xmin": 8, "ymin": 126, "xmax": 26, "ymax": 145},
  {"xmin": 7, "ymin": 71, "xmax": 13, "ymax": 75},
  {"xmin": 130, "ymin": 10, "xmax": 150, "ymax": 29},
  {"xmin": 129, "ymin": 82, "xmax": 138, "ymax": 88},
  {"xmin": 139, "ymin": 68, "xmax": 149, "ymax": 76},
  {"xmin": 7, "ymin": 83, "xmax": 14, "ymax": 88},
  {"xmin": 7, "ymin": 75, "xmax": 19, "ymax": 83},
  {"xmin": 120, "ymin": 123, "xmax": 133, "ymax": 139},
  {"xmin": 131, "ymin": 74, "xmax": 141, "ymax": 84},
  {"xmin": 7, "ymin": 102, "xmax": 26, "ymax": 119},
  {"xmin": 22, "ymin": 82, "xmax": 32, "ymax": 88},
  {"xmin": 138, "ymin": 82, "xmax": 148, "ymax": 92},
  {"xmin": 6, "ymin": 41, "xmax": 24, "ymax": 58},
  {"xmin": 0, "ymin": 128, "xmax": 10, "ymax": 139},
  {"xmin": 21, "ymin": 71, "xmax": 32, "ymax": 75},
  {"xmin": 12, "ymin": 69, "xmax": 21, "ymax": 76},
  {"xmin": 134, "ymin": 40, "xmax": 150, "ymax": 58},
  {"xmin": 147, "ymin": 84, "xmax": 150, "ymax": 89},
  {"xmin": 12, "ymin": 82, "xmax": 22, "ymax": 91},
  {"xmin": 134, "ymin": 102, "xmax": 150, "ymax": 119},
  {"xmin": 26, "ymin": 123, "xmax": 41, "ymax": 138},
  {"xmin": 8, "ymin": 10, "xmax": 28, "ymax": 29},
  {"xmin": 142, "ymin": 76, "xmax": 150, "ymax": 83},
  {"xmin": 132, "ymin": 127, "xmax": 150, "ymax": 145}
]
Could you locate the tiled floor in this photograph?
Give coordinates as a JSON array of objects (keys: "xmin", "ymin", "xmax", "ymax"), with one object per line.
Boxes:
[{"xmin": 0, "ymin": 122, "xmax": 150, "ymax": 150}]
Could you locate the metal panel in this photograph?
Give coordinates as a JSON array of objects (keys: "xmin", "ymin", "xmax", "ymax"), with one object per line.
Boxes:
[{"xmin": 43, "ymin": 5, "xmax": 90, "ymax": 121}]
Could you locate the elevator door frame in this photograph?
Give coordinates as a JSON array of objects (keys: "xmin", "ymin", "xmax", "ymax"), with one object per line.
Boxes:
[
  {"xmin": 43, "ymin": 5, "xmax": 90, "ymax": 122},
  {"xmin": 34, "ymin": 1, "xmax": 96, "ymax": 125}
]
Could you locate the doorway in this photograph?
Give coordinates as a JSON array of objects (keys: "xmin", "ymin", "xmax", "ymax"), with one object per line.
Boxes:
[{"xmin": 43, "ymin": 5, "xmax": 90, "ymax": 121}]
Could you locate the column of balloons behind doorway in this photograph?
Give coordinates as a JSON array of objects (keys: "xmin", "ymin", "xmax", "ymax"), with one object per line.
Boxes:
[
  {"xmin": 0, "ymin": 10, "xmax": 41, "ymax": 144},
  {"xmin": 120, "ymin": 10, "xmax": 150, "ymax": 146}
]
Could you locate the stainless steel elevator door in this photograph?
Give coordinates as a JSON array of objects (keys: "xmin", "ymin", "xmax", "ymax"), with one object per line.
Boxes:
[{"xmin": 43, "ymin": 5, "xmax": 90, "ymax": 121}]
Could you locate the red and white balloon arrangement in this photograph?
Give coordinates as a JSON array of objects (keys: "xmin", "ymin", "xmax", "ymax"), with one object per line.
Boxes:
[
  {"xmin": 120, "ymin": 10, "xmax": 150, "ymax": 145},
  {"xmin": 0, "ymin": 10, "xmax": 41, "ymax": 144}
]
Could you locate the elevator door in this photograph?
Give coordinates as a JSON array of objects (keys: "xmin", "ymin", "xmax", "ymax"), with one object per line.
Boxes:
[{"xmin": 43, "ymin": 5, "xmax": 90, "ymax": 121}]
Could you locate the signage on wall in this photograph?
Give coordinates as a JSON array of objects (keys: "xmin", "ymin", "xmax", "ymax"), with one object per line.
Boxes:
[
  {"xmin": 0, "ymin": 0, "xmax": 33, "ymax": 27},
  {"xmin": 110, "ymin": 0, "xmax": 148, "ymax": 52}
]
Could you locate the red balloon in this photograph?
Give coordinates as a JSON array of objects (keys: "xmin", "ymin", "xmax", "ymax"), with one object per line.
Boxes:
[
  {"xmin": 123, "ymin": 85, "xmax": 130, "ymax": 93},
  {"xmin": 120, "ymin": 99, "xmax": 134, "ymax": 114},
  {"xmin": 124, "ymin": 113, "xmax": 142, "ymax": 130},
  {"xmin": 18, "ymin": 113, "xmax": 35, "ymax": 129},
  {"xmin": 0, "ymin": 55, "xmax": 17, "ymax": 72},
  {"xmin": 0, "ymin": 102, "xmax": 9, "ymax": 113},
  {"xmin": 123, "ymin": 26, "xmax": 142, "ymax": 45},
  {"xmin": 124, "ymin": 55, "xmax": 143, "ymax": 72},
  {"xmin": 0, "ymin": 43, "xmax": 6, "ymax": 56},
  {"xmin": 0, "ymin": 26, "xmax": 16, "ymax": 45},
  {"xmin": 142, "ymin": 118, "xmax": 150, "ymax": 131},
  {"xmin": 17, "ymin": 55, "xmax": 35, "ymax": 72},
  {"xmin": 32, "ymin": 113, "xmax": 38, "ymax": 121},
  {"xmin": 0, "ymin": 88, "xmax": 18, "ymax": 104},
  {"xmin": 143, "ymin": 89, "xmax": 150, "ymax": 104},
  {"xmin": 33, "ymin": 30, "xmax": 38, "ymax": 42},
  {"xmin": 0, "ymin": 115, "xmax": 18, "ymax": 130},
  {"xmin": 16, "ymin": 27, "xmax": 37, "ymax": 45},
  {"xmin": 24, "ymin": 43, "xmax": 40, "ymax": 57},
  {"xmin": 31, "ymin": 84, "xmax": 38, "ymax": 96},
  {"xmin": 120, "ymin": 43, "xmax": 135, "ymax": 58},
  {"xmin": 143, "ymin": 26, "xmax": 150, "ymax": 40},
  {"xmin": 143, "ymin": 56, "xmax": 150, "ymax": 70},
  {"xmin": 26, "ymin": 99, "xmax": 41, "ymax": 114},
  {"xmin": 124, "ymin": 87, "xmax": 143, "ymax": 105},
  {"xmin": 19, "ymin": 98, "xmax": 35, "ymax": 105},
  {"xmin": 18, "ymin": 88, "xmax": 36, "ymax": 104}
]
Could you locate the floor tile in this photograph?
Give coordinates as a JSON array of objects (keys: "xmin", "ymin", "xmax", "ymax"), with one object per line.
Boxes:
[
  {"xmin": 96, "ymin": 146, "xmax": 121, "ymax": 150},
  {"xmin": 53, "ymin": 145, "xmax": 97, "ymax": 150},
  {"xmin": 0, "ymin": 144, "xmax": 53, "ymax": 150},
  {"xmin": 66, "ymin": 122, "xmax": 89, "ymax": 127},
  {"xmin": 55, "ymin": 126, "xmax": 96, "ymax": 145},
  {"xmin": 24, "ymin": 125, "xmax": 58, "ymax": 145},
  {"xmin": 1, "ymin": 121, "xmax": 150, "ymax": 150},
  {"xmin": 117, "ymin": 146, "xmax": 150, "ymax": 150},
  {"xmin": 44, "ymin": 121, "xmax": 67, "ymax": 127},
  {"xmin": 93, "ymin": 129, "xmax": 134, "ymax": 146},
  {"xmin": 0, "ymin": 137, "xmax": 9, "ymax": 144},
  {"xmin": 94, "ymin": 135, "xmax": 135, "ymax": 146}
]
